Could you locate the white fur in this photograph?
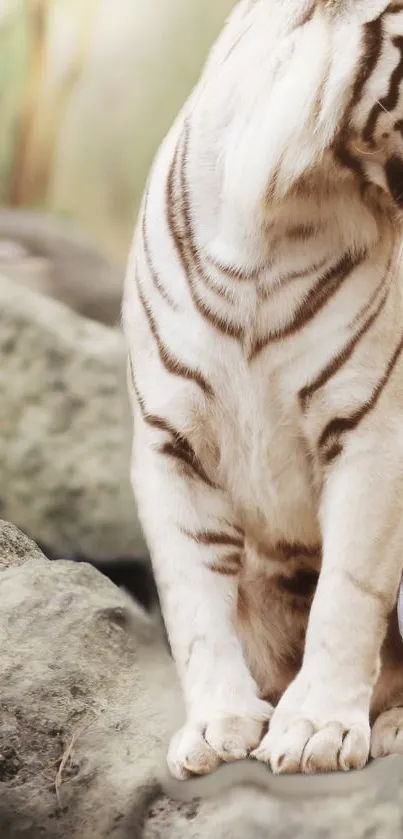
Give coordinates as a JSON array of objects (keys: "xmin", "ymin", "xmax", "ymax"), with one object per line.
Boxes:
[{"xmin": 123, "ymin": 0, "xmax": 403, "ymax": 777}]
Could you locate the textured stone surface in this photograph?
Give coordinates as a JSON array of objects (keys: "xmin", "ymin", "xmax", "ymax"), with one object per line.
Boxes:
[
  {"xmin": 142, "ymin": 792, "xmax": 400, "ymax": 839},
  {"xmin": 0, "ymin": 272, "xmax": 145, "ymax": 559},
  {"xmin": 154, "ymin": 764, "xmax": 403, "ymax": 839},
  {"xmin": 0, "ymin": 521, "xmax": 180, "ymax": 839},
  {"xmin": 0, "ymin": 520, "xmax": 403, "ymax": 839}
]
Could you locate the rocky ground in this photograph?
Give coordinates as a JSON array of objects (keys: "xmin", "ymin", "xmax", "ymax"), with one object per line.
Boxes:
[{"xmin": 1, "ymin": 211, "xmax": 403, "ymax": 837}]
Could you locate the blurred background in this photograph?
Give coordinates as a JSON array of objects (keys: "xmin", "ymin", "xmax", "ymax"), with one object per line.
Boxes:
[
  {"xmin": 0, "ymin": 0, "xmax": 233, "ymax": 262},
  {"xmin": 0, "ymin": 0, "xmax": 233, "ymax": 605}
]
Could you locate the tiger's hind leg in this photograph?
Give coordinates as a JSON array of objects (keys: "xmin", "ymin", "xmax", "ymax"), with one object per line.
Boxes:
[
  {"xmin": 235, "ymin": 560, "xmax": 317, "ymax": 708},
  {"xmin": 370, "ymin": 604, "xmax": 403, "ymax": 759},
  {"xmin": 254, "ymin": 440, "xmax": 403, "ymax": 774}
]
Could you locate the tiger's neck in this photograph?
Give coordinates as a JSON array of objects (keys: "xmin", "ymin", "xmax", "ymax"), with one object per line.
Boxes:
[{"xmin": 205, "ymin": 173, "xmax": 397, "ymax": 294}]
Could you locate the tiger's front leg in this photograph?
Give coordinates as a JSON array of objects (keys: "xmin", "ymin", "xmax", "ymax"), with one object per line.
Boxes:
[
  {"xmin": 132, "ymin": 415, "xmax": 272, "ymax": 780},
  {"xmin": 254, "ymin": 433, "xmax": 403, "ymax": 774}
]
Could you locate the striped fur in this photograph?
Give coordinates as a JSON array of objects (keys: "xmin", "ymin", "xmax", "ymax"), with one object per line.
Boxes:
[{"xmin": 123, "ymin": 0, "xmax": 403, "ymax": 778}]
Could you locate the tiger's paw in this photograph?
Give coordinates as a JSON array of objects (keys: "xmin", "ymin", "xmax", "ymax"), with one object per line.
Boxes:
[
  {"xmin": 371, "ymin": 707, "xmax": 403, "ymax": 758},
  {"xmin": 253, "ymin": 712, "xmax": 370, "ymax": 774},
  {"xmin": 167, "ymin": 709, "xmax": 271, "ymax": 780}
]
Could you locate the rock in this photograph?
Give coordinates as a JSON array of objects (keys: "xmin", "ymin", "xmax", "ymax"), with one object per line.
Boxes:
[
  {"xmin": 0, "ymin": 271, "xmax": 146, "ymax": 560},
  {"xmin": 0, "ymin": 521, "xmax": 181, "ymax": 839},
  {"xmin": 1, "ymin": 520, "xmax": 403, "ymax": 839},
  {"xmin": 61, "ymin": 554, "xmax": 159, "ymax": 613},
  {"xmin": 157, "ymin": 760, "xmax": 403, "ymax": 839},
  {"xmin": 0, "ymin": 208, "xmax": 122, "ymax": 325}
]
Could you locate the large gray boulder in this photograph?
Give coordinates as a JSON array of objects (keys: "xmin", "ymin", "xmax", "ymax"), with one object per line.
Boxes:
[
  {"xmin": 0, "ymin": 520, "xmax": 402, "ymax": 839},
  {"xmin": 0, "ymin": 208, "xmax": 122, "ymax": 325},
  {"xmin": 0, "ymin": 272, "xmax": 145, "ymax": 559},
  {"xmin": 0, "ymin": 521, "xmax": 181, "ymax": 838}
]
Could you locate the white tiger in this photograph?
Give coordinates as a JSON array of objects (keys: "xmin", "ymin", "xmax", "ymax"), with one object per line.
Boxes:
[{"xmin": 122, "ymin": 0, "xmax": 403, "ymax": 777}]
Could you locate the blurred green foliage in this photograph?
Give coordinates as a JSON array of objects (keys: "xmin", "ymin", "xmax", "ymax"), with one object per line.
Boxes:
[
  {"xmin": 0, "ymin": 0, "xmax": 28, "ymax": 202},
  {"xmin": 0, "ymin": 0, "xmax": 234, "ymax": 260}
]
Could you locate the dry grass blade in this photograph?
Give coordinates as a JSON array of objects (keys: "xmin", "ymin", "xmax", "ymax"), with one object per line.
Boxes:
[{"xmin": 54, "ymin": 711, "xmax": 98, "ymax": 807}]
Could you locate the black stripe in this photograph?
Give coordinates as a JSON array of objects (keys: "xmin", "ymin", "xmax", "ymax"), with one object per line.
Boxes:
[
  {"xmin": 319, "ymin": 330, "xmax": 403, "ymax": 462},
  {"xmin": 259, "ymin": 255, "xmax": 330, "ymax": 301},
  {"xmin": 275, "ymin": 541, "xmax": 321, "ymax": 561},
  {"xmin": 294, "ymin": 1, "xmax": 315, "ymax": 29},
  {"xmin": 159, "ymin": 437, "xmax": 215, "ymax": 486},
  {"xmin": 276, "ymin": 569, "xmax": 319, "ymax": 598},
  {"xmin": 385, "ymin": 156, "xmax": 403, "ymax": 207},
  {"xmin": 166, "ymin": 127, "xmax": 244, "ymax": 340},
  {"xmin": 135, "ymin": 268, "xmax": 214, "ymax": 397},
  {"xmin": 334, "ymin": 16, "xmax": 384, "ymax": 177},
  {"xmin": 209, "ymin": 553, "xmax": 243, "ymax": 575},
  {"xmin": 351, "ymin": 18, "xmax": 385, "ymax": 112},
  {"xmin": 251, "ymin": 249, "xmax": 367, "ymax": 359},
  {"xmin": 141, "ymin": 194, "xmax": 178, "ymax": 310},
  {"xmin": 179, "ymin": 128, "xmax": 245, "ymax": 337},
  {"xmin": 183, "ymin": 529, "xmax": 244, "ymax": 549},
  {"xmin": 207, "ymin": 255, "xmax": 263, "ymax": 283},
  {"xmin": 386, "ymin": 4, "xmax": 403, "ymax": 15},
  {"xmin": 299, "ymin": 261, "xmax": 391, "ymax": 410},
  {"xmin": 129, "ymin": 360, "xmax": 216, "ymax": 488},
  {"xmin": 334, "ymin": 144, "xmax": 365, "ymax": 180},
  {"xmin": 363, "ymin": 36, "xmax": 403, "ymax": 145},
  {"xmin": 286, "ymin": 223, "xmax": 320, "ymax": 242}
]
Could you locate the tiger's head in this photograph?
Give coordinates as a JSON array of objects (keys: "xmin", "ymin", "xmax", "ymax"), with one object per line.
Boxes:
[
  {"xmin": 313, "ymin": 0, "xmax": 403, "ymax": 211},
  {"xmin": 261, "ymin": 0, "xmax": 403, "ymax": 211},
  {"xmin": 337, "ymin": 0, "xmax": 403, "ymax": 209}
]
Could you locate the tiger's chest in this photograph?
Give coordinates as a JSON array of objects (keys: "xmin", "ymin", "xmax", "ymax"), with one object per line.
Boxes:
[{"xmin": 198, "ymin": 349, "xmax": 321, "ymax": 547}]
